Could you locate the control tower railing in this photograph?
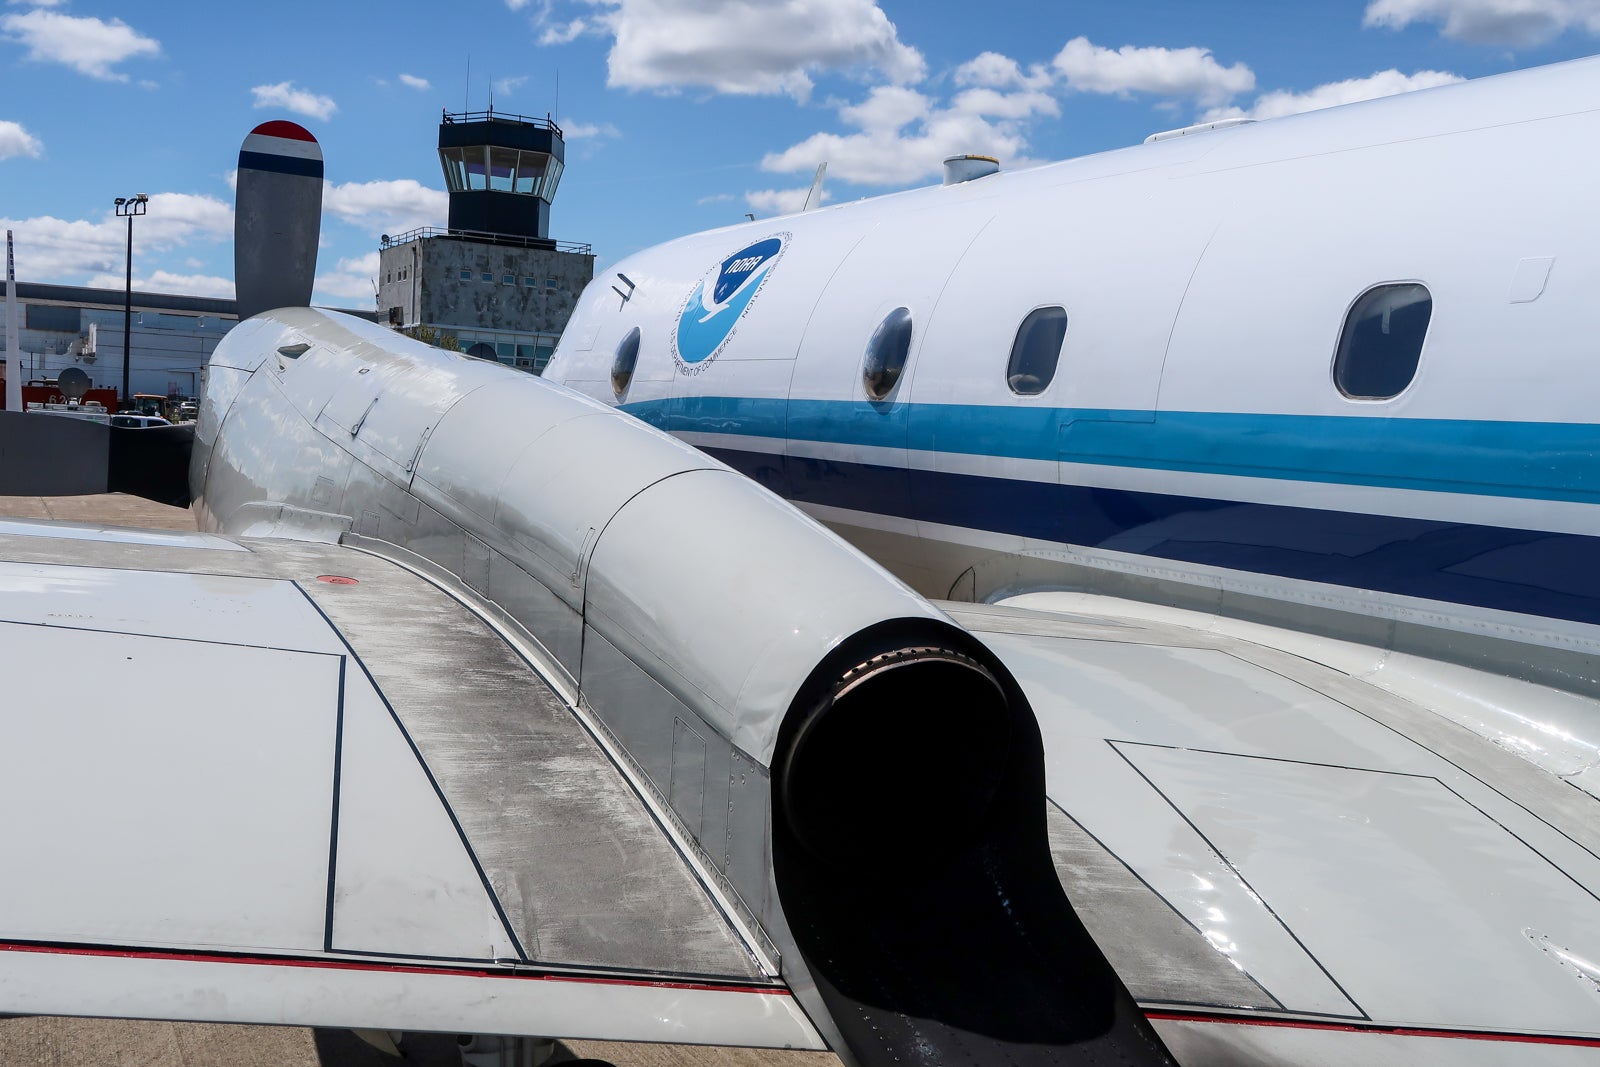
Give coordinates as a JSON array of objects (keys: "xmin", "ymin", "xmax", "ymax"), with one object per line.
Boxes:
[
  {"xmin": 381, "ymin": 227, "xmax": 592, "ymax": 255},
  {"xmin": 441, "ymin": 108, "xmax": 562, "ymax": 137}
]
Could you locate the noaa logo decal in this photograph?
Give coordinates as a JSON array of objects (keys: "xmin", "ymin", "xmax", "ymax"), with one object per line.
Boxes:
[{"xmin": 671, "ymin": 233, "xmax": 789, "ymax": 373}]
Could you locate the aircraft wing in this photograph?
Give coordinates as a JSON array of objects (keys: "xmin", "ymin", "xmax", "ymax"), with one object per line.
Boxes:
[
  {"xmin": 945, "ymin": 595, "xmax": 1600, "ymax": 1060},
  {"xmin": 0, "ymin": 517, "xmax": 821, "ymax": 1051}
]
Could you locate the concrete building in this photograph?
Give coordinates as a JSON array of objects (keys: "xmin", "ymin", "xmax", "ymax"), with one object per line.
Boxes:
[
  {"xmin": 376, "ymin": 109, "xmax": 595, "ymax": 375},
  {"xmin": 0, "ymin": 281, "xmax": 237, "ymax": 402}
]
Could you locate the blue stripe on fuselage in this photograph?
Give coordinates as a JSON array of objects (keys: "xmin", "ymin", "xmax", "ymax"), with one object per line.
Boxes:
[{"xmin": 623, "ymin": 397, "xmax": 1600, "ymax": 504}]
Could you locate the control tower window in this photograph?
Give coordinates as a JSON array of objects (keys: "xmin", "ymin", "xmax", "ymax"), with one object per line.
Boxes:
[
  {"xmin": 489, "ymin": 147, "xmax": 518, "ymax": 192},
  {"xmin": 440, "ymin": 147, "xmax": 469, "ymax": 192},
  {"xmin": 612, "ymin": 327, "xmax": 641, "ymax": 398},
  {"xmin": 1334, "ymin": 283, "xmax": 1432, "ymax": 400},
  {"xmin": 519, "ymin": 153, "xmax": 563, "ymax": 200},
  {"xmin": 442, "ymin": 145, "xmax": 564, "ymax": 200},
  {"xmin": 862, "ymin": 307, "xmax": 913, "ymax": 402},
  {"xmin": 516, "ymin": 154, "xmax": 547, "ymax": 195},
  {"xmin": 444, "ymin": 146, "xmax": 492, "ymax": 191},
  {"xmin": 1006, "ymin": 306, "xmax": 1067, "ymax": 396}
]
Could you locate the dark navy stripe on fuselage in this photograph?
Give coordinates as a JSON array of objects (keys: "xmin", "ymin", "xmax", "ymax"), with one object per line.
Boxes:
[
  {"xmin": 697, "ymin": 445, "xmax": 1600, "ymax": 628},
  {"xmin": 237, "ymin": 150, "xmax": 324, "ymax": 180}
]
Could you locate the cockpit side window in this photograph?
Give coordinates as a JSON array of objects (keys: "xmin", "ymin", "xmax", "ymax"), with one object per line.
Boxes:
[
  {"xmin": 1006, "ymin": 307, "xmax": 1067, "ymax": 396},
  {"xmin": 1333, "ymin": 283, "xmax": 1431, "ymax": 400},
  {"xmin": 862, "ymin": 307, "xmax": 913, "ymax": 401},
  {"xmin": 611, "ymin": 327, "xmax": 641, "ymax": 397}
]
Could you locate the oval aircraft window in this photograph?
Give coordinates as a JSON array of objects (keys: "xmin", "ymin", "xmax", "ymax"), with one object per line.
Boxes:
[
  {"xmin": 1006, "ymin": 306, "xmax": 1068, "ymax": 396},
  {"xmin": 862, "ymin": 307, "xmax": 913, "ymax": 401},
  {"xmin": 611, "ymin": 327, "xmax": 641, "ymax": 397},
  {"xmin": 1333, "ymin": 283, "xmax": 1432, "ymax": 400}
]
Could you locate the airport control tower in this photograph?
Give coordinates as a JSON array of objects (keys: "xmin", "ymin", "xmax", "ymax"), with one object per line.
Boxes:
[{"xmin": 377, "ymin": 108, "xmax": 596, "ymax": 374}]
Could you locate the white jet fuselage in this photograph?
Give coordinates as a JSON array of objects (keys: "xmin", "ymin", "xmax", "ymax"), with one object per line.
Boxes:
[{"xmin": 548, "ymin": 57, "xmax": 1600, "ymax": 633}]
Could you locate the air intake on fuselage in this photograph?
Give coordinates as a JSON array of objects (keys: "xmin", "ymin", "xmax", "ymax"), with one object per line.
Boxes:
[{"xmin": 943, "ymin": 154, "xmax": 1000, "ymax": 185}]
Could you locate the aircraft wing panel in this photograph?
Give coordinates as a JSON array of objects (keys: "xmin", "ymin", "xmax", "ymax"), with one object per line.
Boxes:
[
  {"xmin": 0, "ymin": 520, "xmax": 819, "ymax": 1049},
  {"xmin": 0, "ymin": 946, "xmax": 820, "ymax": 1049},
  {"xmin": 945, "ymin": 598, "xmax": 1600, "ymax": 1045}
]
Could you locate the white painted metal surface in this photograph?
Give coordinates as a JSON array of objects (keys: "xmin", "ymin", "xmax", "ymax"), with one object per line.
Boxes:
[
  {"xmin": 329, "ymin": 670, "xmax": 509, "ymax": 962},
  {"xmin": 544, "ymin": 56, "xmax": 1600, "ymax": 620},
  {"xmin": 0, "ymin": 529, "xmax": 826, "ymax": 1051},
  {"xmin": 1007, "ymin": 590, "xmax": 1600, "ymax": 795},
  {"xmin": 586, "ymin": 466, "xmax": 945, "ymax": 762},
  {"xmin": 0, "ymin": 561, "xmax": 343, "ymax": 652},
  {"xmin": 0, "ymin": 947, "xmax": 826, "ymax": 1050},
  {"xmin": 1130, "ymin": 744, "xmax": 1600, "ymax": 1031},
  {"xmin": 1151, "ymin": 1016, "xmax": 1600, "ymax": 1067},
  {"xmin": 0, "ymin": 623, "xmax": 339, "ymax": 952},
  {"xmin": 0, "ymin": 517, "xmax": 245, "ymax": 551},
  {"xmin": 972, "ymin": 604, "xmax": 1600, "ymax": 1045}
]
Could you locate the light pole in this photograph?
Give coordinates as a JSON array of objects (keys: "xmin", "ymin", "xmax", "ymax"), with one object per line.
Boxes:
[{"xmin": 113, "ymin": 193, "xmax": 148, "ymax": 410}]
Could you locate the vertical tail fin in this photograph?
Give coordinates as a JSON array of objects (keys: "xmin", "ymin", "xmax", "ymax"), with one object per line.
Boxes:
[{"xmin": 234, "ymin": 120, "xmax": 323, "ymax": 320}]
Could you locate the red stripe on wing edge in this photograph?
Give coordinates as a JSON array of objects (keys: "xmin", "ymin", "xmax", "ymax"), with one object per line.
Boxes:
[
  {"xmin": 1146, "ymin": 1009, "xmax": 1600, "ymax": 1048},
  {"xmin": 0, "ymin": 940, "xmax": 785, "ymax": 996}
]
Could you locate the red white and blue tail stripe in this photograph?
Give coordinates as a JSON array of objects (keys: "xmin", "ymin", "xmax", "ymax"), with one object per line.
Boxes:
[{"xmin": 238, "ymin": 120, "xmax": 324, "ymax": 180}]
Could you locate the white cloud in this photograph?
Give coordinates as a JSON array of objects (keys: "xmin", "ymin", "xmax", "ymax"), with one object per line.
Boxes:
[
  {"xmin": 697, "ymin": 192, "xmax": 737, "ymax": 205},
  {"xmin": 84, "ymin": 269, "xmax": 233, "ymax": 298},
  {"xmin": 954, "ymin": 51, "xmax": 1052, "ymax": 91},
  {"xmin": 762, "ymin": 82, "xmax": 1052, "ymax": 186},
  {"xmin": 251, "ymin": 82, "xmax": 338, "ymax": 122},
  {"xmin": 540, "ymin": 17, "xmax": 590, "ymax": 44},
  {"xmin": 1203, "ymin": 68, "xmax": 1464, "ymax": 122},
  {"xmin": 398, "ymin": 73, "xmax": 430, "ymax": 90},
  {"xmin": 572, "ymin": 0, "xmax": 925, "ymax": 102},
  {"xmin": 1053, "ymin": 36, "xmax": 1254, "ymax": 106},
  {"xmin": 745, "ymin": 186, "xmax": 829, "ymax": 216},
  {"xmin": 138, "ymin": 192, "xmax": 234, "ymax": 246},
  {"xmin": 951, "ymin": 87, "xmax": 1059, "ymax": 121},
  {"xmin": 563, "ymin": 120, "xmax": 620, "ymax": 139},
  {"xmin": 0, "ymin": 119, "xmax": 41, "ymax": 159},
  {"xmin": 3, "ymin": 215, "xmax": 128, "ymax": 281},
  {"xmin": 314, "ymin": 251, "xmax": 382, "ymax": 304},
  {"xmin": 1, "ymin": 192, "xmax": 232, "ymax": 288},
  {"xmin": 839, "ymin": 84, "xmax": 930, "ymax": 131},
  {"xmin": 1364, "ymin": 0, "xmax": 1600, "ymax": 45},
  {"xmin": 323, "ymin": 179, "xmax": 447, "ymax": 236},
  {"xmin": 492, "ymin": 74, "xmax": 528, "ymax": 97},
  {"xmin": 0, "ymin": 8, "xmax": 159, "ymax": 81}
]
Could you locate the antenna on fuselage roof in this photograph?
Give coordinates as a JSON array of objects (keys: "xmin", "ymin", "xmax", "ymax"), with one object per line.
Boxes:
[
  {"xmin": 1144, "ymin": 116, "xmax": 1255, "ymax": 143},
  {"xmin": 803, "ymin": 162, "xmax": 827, "ymax": 212}
]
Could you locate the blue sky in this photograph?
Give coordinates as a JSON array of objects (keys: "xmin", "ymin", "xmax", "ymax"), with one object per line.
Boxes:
[{"xmin": 1, "ymin": 0, "xmax": 1597, "ymax": 309}]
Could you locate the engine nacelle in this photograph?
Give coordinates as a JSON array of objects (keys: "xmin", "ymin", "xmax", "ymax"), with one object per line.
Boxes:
[{"xmin": 197, "ymin": 307, "xmax": 1161, "ymax": 1067}]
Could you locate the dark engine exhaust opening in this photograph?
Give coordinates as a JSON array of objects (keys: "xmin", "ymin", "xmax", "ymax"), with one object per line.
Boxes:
[
  {"xmin": 772, "ymin": 620, "xmax": 1173, "ymax": 1066},
  {"xmin": 777, "ymin": 645, "xmax": 1011, "ymax": 868}
]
